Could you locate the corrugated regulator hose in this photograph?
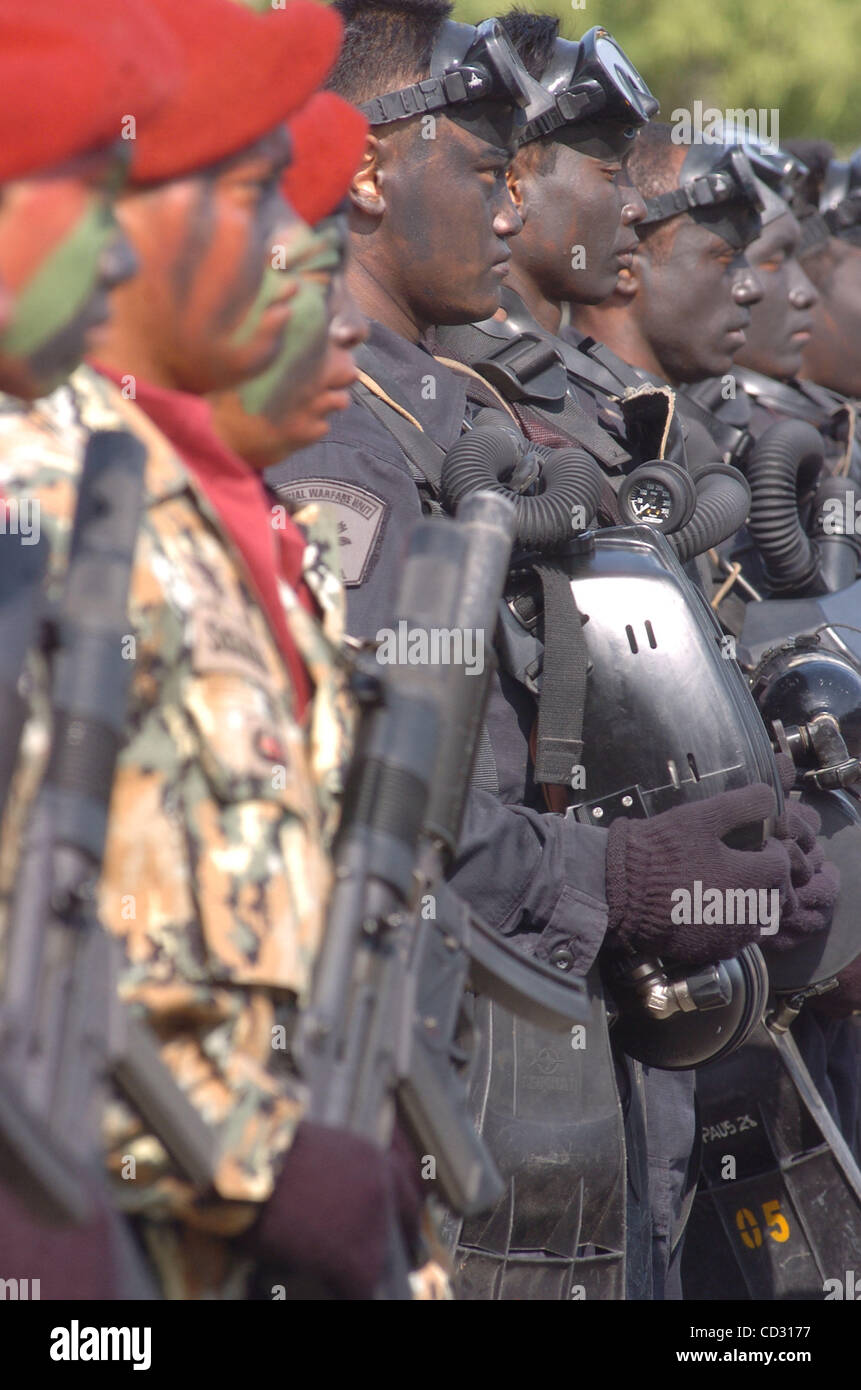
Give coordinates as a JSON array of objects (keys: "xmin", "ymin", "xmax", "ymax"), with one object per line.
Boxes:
[
  {"xmin": 440, "ymin": 424, "xmax": 604, "ymax": 549},
  {"xmin": 745, "ymin": 418, "xmax": 826, "ymax": 594}
]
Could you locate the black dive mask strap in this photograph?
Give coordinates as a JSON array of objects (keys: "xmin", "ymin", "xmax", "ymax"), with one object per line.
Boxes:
[
  {"xmin": 359, "ymin": 18, "xmax": 530, "ymax": 142},
  {"xmin": 640, "ymin": 146, "xmax": 763, "ymax": 248}
]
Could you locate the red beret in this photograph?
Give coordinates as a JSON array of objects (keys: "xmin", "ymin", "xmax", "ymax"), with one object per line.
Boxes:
[
  {"xmin": 0, "ymin": 0, "xmax": 180, "ymax": 182},
  {"xmin": 284, "ymin": 92, "xmax": 368, "ymax": 225},
  {"xmin": 130, "ymin": 0, "xmax": 342, "ymax": 185}
]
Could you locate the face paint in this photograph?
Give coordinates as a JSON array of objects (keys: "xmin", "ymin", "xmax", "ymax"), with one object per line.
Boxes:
[
  {"xmin": 0, "ymin": 195, "xmax": 116, "ymax": 361},
  {"xmin": 228, "ymin": 211, "xmax": 313, "ymax": 349},
  {"xmin": 0, "ymin": 153, "xmax": 128, "ymax": 377},
  {"xmin": 635, "ymin": 219, "xmax": 764, "ymax": 382},
  {"xmin": 237, "ymin": 219, "xmax": 344, "ymax": 416},
  {"xmin": 379, "ymin": 119, "xmax": 522, "ymax": 329},
  {"xmin": 512, "ymin": 143, "xmax": 644, "ymax": 307}
]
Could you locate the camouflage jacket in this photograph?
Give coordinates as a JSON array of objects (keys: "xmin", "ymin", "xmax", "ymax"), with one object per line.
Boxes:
[{"xmin": 0, "ymin": 366, "xmax": 353, "ymax": 1294}]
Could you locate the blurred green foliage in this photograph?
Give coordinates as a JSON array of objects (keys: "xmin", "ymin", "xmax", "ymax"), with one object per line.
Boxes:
[{"xmin": 453, "ymin": 0, "xmax": 861, "ymax": 152}]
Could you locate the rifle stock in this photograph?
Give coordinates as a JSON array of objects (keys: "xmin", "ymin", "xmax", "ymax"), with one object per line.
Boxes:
[
  {"xmin": 294, "ymin": 492, "xmax": 590, "ymax": 1235},
  {"xmin": 0, "ymin": 430, "xmax": 216, "ymax": 1223}
]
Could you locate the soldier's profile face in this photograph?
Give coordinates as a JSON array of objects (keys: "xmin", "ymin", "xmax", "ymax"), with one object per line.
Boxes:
[
  {"xmin": 0, "ymin": 147, "xmax": 135, "ymax": 399},
  {"xmin": 112, "ymin": 126, "xmax": 301, "ymax": 394},
  {"xmin": 734, "ymin": 210, "xmax": 817, "ymax": 381},
  {"xmin": 211, "ymin": 220, "xmax": 368, "ymax": 467},
  {"xmin": 276, "ymin": 271, "xmax": 366, "ymax": 450},
  {"xmin": 635, "ymin": 217, "xmax": 763, "ymax": 383},
  {"xmin": 800, "ymin": 238, "xmax": 861, "ymax": 397},
  {"xmin": 375, "ymin": 116, "xmax": 522, "ymax": 326},
  {"xmin": 510, "ymin": 140, "xmax": 645, "ymax": 306}
]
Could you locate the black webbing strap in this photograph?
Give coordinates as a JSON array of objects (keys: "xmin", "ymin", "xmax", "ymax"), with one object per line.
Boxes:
[
  {"xmin": 641, "ymin": 171, "xmax": 736, "ymax": 226},
  {"xmin": 523, "ymin": 387, "xmax": 630, "ymax": 470},
  {"xmin": 350, "ymin": 361, "xmax": 502, "ymax": 794},
  {"xmin": 573, "ymin": 336, "xmax": 643, "ymax": 391},
  {"xmin": 360, "ymin": 70, "xmax": 472, "ymax": 127},
  {"xmin": 532, "ymin": 560, "xmax": 587, "ymax": 786},
  {"xmin": 436, "ymin": 322, "xmax": 630, "ymax": 470},
  {"xmin": 351, "ymin": 380, "xmax": 446, "ymax": 513},
  {"xmin": 676, "ymin": 386, "xmax": 753, "ymax": 466},
  {"xmin": 472, "ymin": 723, "xmax": 500, "ymax": 796},
  {"xmin": 559, "ymin": 333, "xmax": 631, "ymax": 399},
  {"xmin": 794, "ymin": 380, "xmax": 855, "ymax": 437}
]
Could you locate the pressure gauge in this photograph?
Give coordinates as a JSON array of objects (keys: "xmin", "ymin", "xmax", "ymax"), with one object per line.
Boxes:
[{"xmin": 618, "ymin": 460, "xmax": 697, "ymax": 533}]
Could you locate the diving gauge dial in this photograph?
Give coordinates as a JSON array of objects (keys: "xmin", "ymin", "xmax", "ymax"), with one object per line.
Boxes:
[{"xmin": 617, "ymin": 460, "xmax": 697, "ymax": 534}]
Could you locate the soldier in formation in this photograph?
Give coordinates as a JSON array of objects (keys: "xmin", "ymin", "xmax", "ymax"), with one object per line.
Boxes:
[{"xmin": 0, "ymin": 0, "xmax": 858, "ymax": 1302}]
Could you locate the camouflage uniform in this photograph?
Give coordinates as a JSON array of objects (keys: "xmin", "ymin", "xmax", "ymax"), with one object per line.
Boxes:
[{"xmin": 0, "ymin": 365, "xmax": 353, "ymax": 1297}]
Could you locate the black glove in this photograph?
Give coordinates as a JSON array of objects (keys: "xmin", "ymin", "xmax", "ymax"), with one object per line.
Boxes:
[
  {"xmin": 768, "ymin": 753, "xmax": 840, "ymax": 950},
  {"xmin": 606, "ymin": 783, "xmax": 792, "ymax": 964},
  {"xmin": 0, "ymin": 1184, "xmax": 123, "ymax": 1299},
  {"xmin": 245, "ymin": 1121, "xmax": 422, "ymax": 1300}
]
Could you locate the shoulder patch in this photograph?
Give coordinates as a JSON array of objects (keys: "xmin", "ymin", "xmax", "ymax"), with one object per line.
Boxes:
[{"xmin": 273, "ymin": 478, "xmax": 387, "ymax": 587}]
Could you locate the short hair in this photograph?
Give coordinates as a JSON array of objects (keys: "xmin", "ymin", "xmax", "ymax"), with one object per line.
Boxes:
[
  {"xmin": 498, "ymin": 10, "xmax": 563, "ymax": 175},
  {"xmin": 625, "ymin": 121, "xmax": 680, "ymax": 201},
  {"xmin": 328, "ymin": 0, "xmax": 452, "ymax": 107},
  {"xmin": 498, "ymin": 8, "xmax": 559, "ymax": 79},
  {"xmin": 625, "ymin": 123, "xmax": 683, "ymax": 262}
]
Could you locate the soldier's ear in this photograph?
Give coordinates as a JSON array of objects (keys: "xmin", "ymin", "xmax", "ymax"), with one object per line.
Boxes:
[
  {"xmin": 350, "ymin": 135, "xmax": 385, "ymax": 217},
  {"xmin": 506, "ymin": 163, "xmax": 527, "ymax": 220},
  {"xmin": 615, "ymin": 253, "xmax": 642, "ymax": 301}
]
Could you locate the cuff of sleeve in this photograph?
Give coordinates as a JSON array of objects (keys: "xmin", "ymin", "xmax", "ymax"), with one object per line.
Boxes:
[{"xmin": 534, "ymin": 820, "xmax": 608, "ymax": 975}]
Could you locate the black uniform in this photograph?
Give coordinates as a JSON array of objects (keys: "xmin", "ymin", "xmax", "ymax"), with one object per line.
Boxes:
[
  {"xmin": 269, "ymin": 320, "xmax": 609, "ymax": 965},
  {"xmin": 437, "ymin": 296, "xmax": 704, "ymax": 1300},
  {"xmin": 267, "ymin": 320, "xmax": 674, "ymax": 1298},
  {"xmin": 685, "ymin": 366, "xmax": 861, "ymax": 482}
]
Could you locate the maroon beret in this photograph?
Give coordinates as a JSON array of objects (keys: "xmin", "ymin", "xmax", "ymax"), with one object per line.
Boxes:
[
  {"xmin": 0, "ymin": 0, "xmax": 180, "ymax": 182},
  {"xmin": 130, "ymin": 0, "xmax": 342, "ymax": 185},
  {"xmin": 285, "ymin": 92, "xmax": 368, "ymax": 226}
]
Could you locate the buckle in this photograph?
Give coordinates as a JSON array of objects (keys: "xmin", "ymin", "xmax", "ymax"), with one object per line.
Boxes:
[
  {"xmin": 687, "ymin": 175, "xmax": 721, "ymax": 209},
  {"xmin": 475, "ymin": 335, "xmax": 568, "ymax": 404},
  {"xmin": 441, "ymin": 70, "xmax": 469, "ymax": 104}
]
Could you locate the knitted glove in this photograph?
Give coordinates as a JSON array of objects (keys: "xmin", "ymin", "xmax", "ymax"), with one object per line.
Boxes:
[
  {"xmin": 768, "ymin": 753, "xmax": 840, "ymax": 950},
  {"xmin": 246, "ymin": 1121, "xmax": 423, "ymax": 1300},
  {"xmin": 606, "ymin": 783, "xmax": 792, "ymax": 964},
  {"xmin": 0, "ymin": 1184, "xmax": 121, "ymax": 1299}
]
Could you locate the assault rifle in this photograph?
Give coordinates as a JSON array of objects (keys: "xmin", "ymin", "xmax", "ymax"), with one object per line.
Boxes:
[
  {"xmin": 0, "ymin": 430, "xmax": 216, "ymax": 1225},
  {"xmin": 293, "ymin": 492, "xmax": 590, "ymax": 1278}
]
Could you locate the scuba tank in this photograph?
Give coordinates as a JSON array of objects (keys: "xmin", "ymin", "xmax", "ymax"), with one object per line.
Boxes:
[
  {"xmin": 441, "ymin": 430, "xmax": 778, "ymax": 1072},
  {"xmin": 445, "ymin": 424, "xmax": 861, "ymax": 1300}
]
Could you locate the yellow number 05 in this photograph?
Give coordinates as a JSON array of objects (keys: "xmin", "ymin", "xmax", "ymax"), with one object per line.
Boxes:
[{"xmin": 736, "ymin": 1200, "xmax": 790, "ymax": 1249}]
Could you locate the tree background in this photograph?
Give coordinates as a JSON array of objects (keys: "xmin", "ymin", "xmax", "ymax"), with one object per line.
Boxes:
[{"xmin": 452, "ymin": 0, "xmax": 861, "ymax": 153}]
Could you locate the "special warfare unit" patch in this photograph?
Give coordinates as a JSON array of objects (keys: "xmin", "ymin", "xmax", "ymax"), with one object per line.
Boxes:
[{"xmin": 273, "ymin": 478, "xmax": 388, "ymax": 586}]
